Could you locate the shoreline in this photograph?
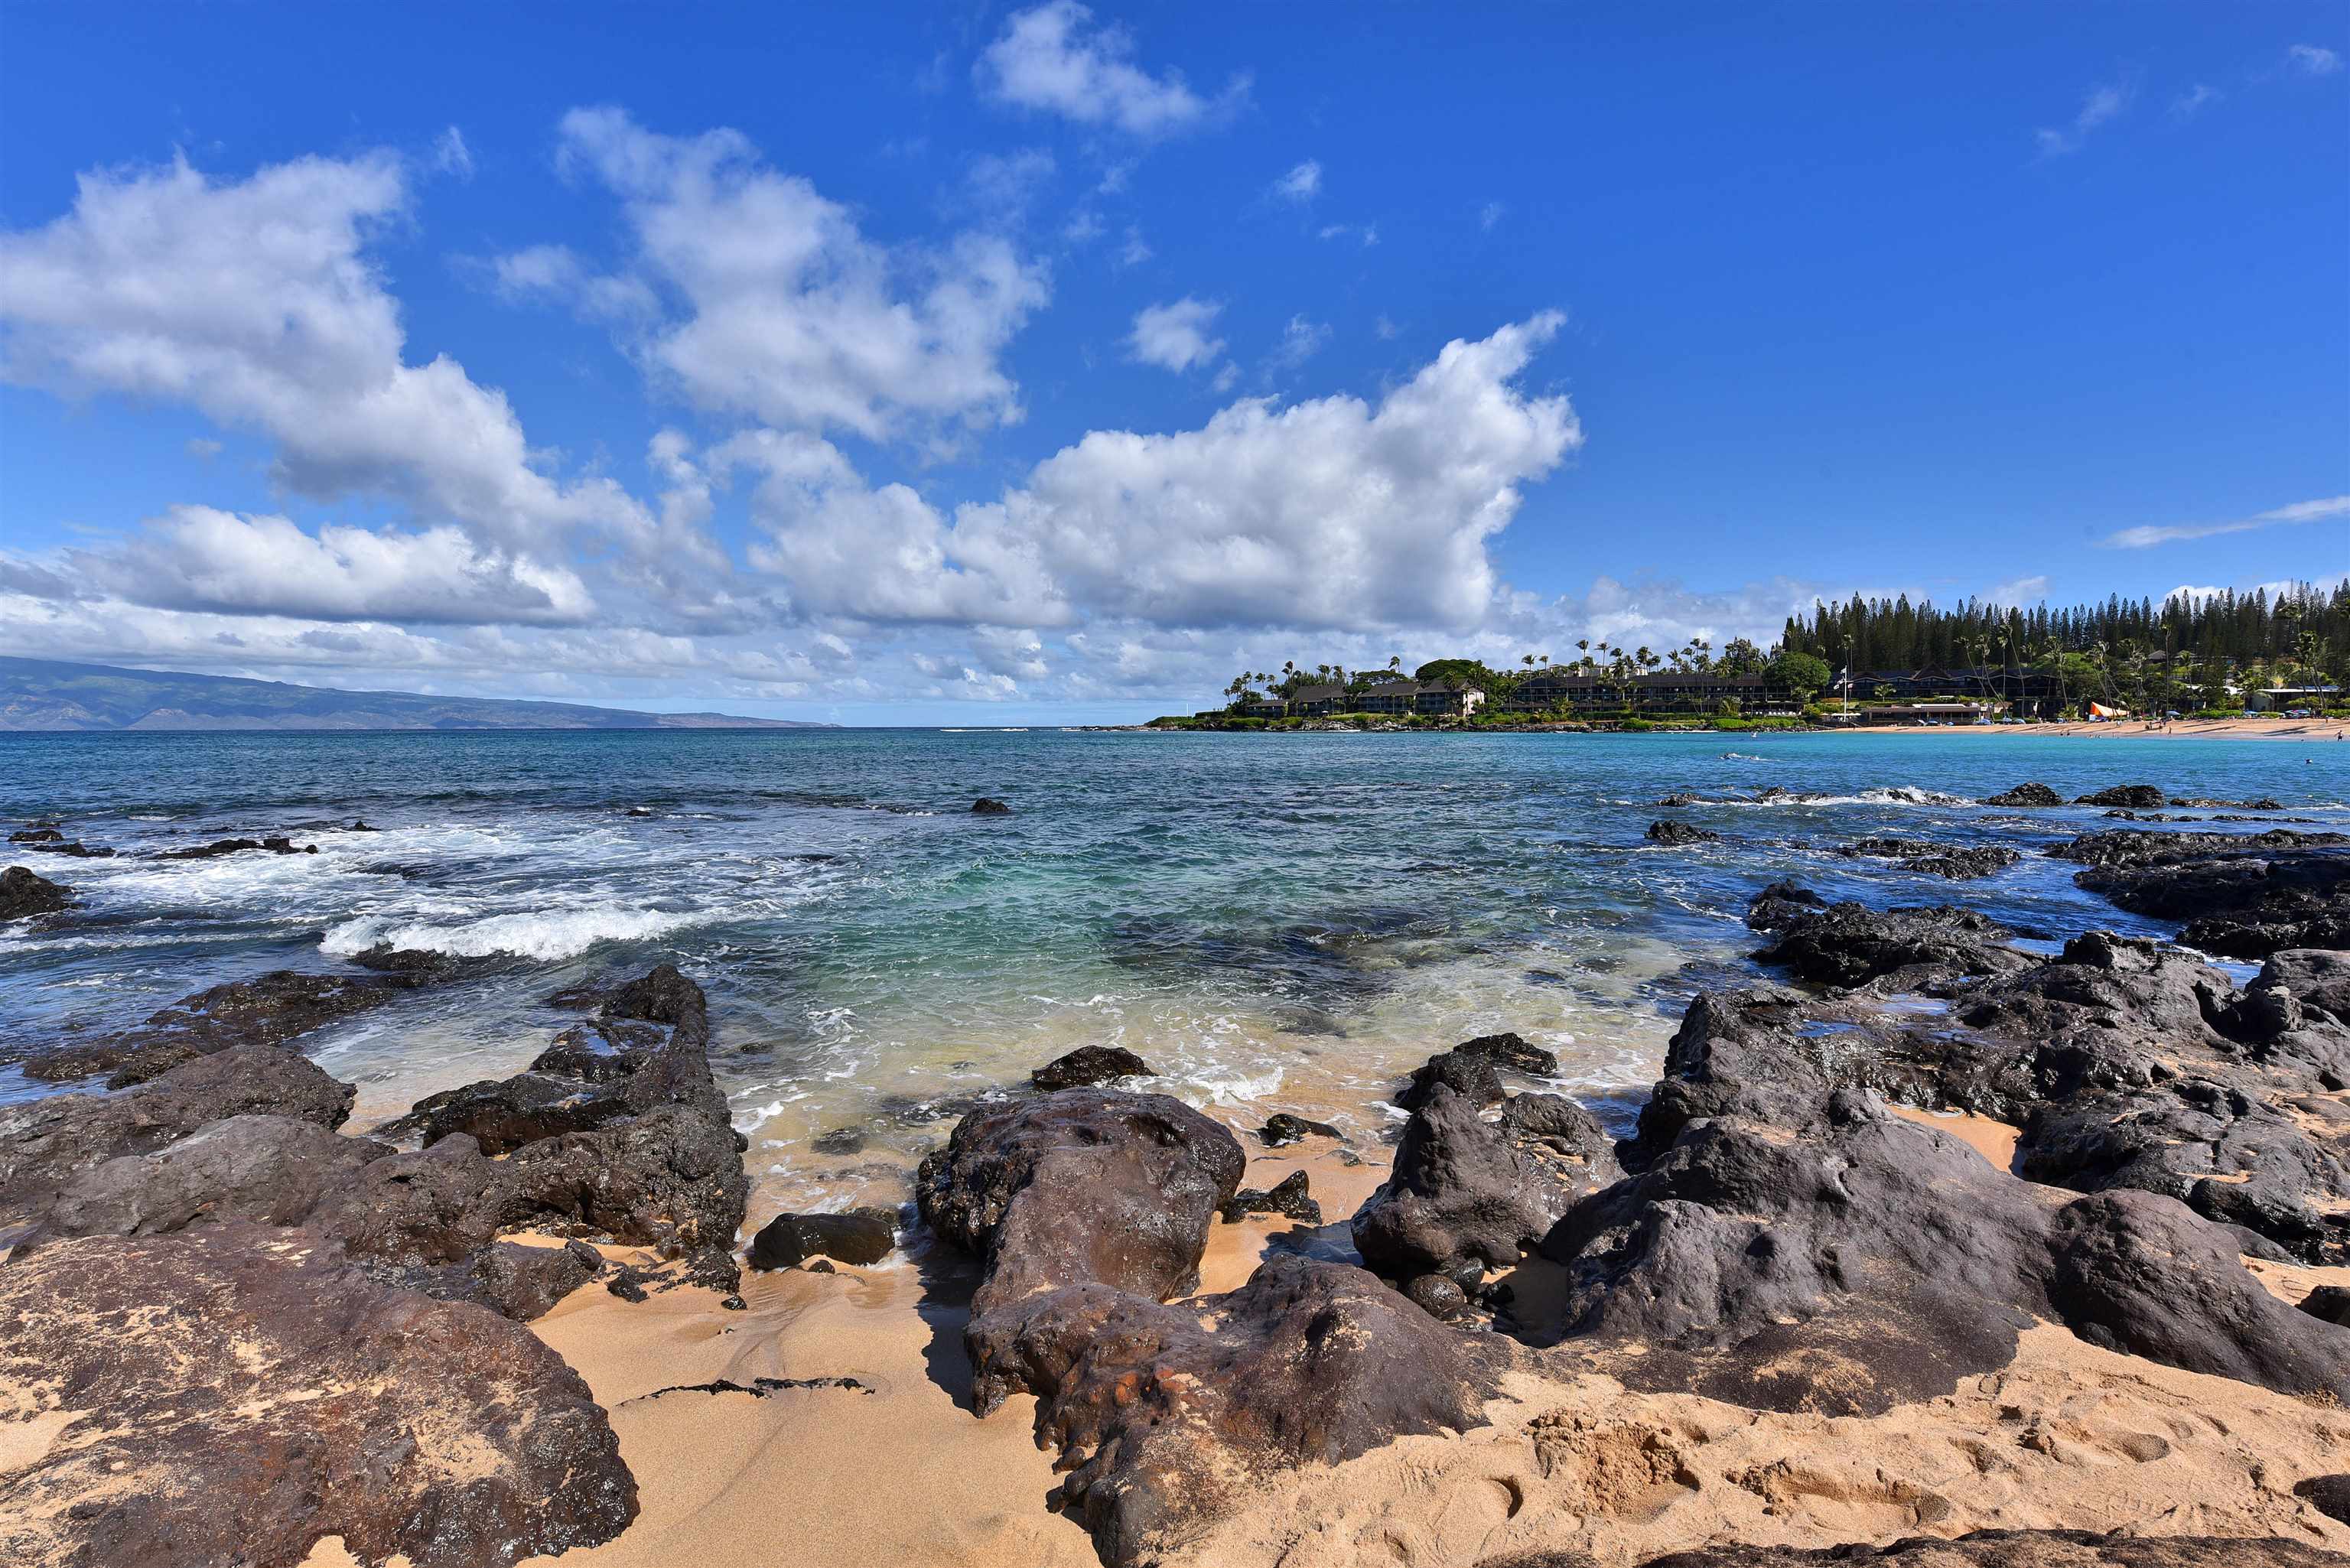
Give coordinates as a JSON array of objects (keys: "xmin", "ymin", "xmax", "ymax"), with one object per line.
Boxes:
[{"xmin": 1126, "ymin": 716, "xmax": 2342, "ymax": 740}]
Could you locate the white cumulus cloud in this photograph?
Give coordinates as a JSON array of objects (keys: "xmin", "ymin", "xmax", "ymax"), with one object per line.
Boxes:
[
  {"xmin": 975, "ymin": 2, "xmax": 1242, "ymax": 137},
  {"xmin": 1126, "ymin": 297, "xmax": 1225, "ymax": 372}
]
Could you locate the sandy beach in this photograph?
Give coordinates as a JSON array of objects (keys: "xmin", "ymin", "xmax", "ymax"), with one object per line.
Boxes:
[{"xmin": 1870, "ymin": 716, "xmax": 2346, "ymax": 741}]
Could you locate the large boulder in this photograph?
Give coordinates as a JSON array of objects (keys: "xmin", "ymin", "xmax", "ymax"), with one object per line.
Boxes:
[
  {"xmin": 1354, "ymin": 1083, "xmax": 1618, "ymax": 1284},
  {"xmin": 0, "ymin": 1045, "xmax": 353, "ymax": 1231},
  {"xmin": 0, "ymin": 1223, "xmax": 636, "ymax": 1568},
  {"xmin": 916, "ymin": 1088, "xmax": 1244, "ymax": 1387},
  {"xmin": 2075, "ymin": 785, "xmax": 2168, "ymax": 808},
  {"xmin": 0, "ymin": 863, "xmax": 70, "ymax": 920},
  {"xmin": 1981, "ymin": 782, "xmax": 2063, "ymax": 807},
  {"xmin": 1536, "ymin": 1091, "xmax": 2350, "ymax": 1411}
]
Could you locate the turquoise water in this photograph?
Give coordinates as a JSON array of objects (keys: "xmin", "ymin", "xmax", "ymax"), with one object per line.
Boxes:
[{"xmin": 3, "ymin": 728, "xmax": 2342, "ymax": 1215}]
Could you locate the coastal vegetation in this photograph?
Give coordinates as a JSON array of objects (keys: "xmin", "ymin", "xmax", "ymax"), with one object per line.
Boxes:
[{"xmin": 1160, "ymin": 582, "xmax": 2350, "ymax": 729}]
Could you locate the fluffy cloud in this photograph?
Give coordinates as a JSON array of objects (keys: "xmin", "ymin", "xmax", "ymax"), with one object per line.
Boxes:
[
  {"xmin": 975, "ymin": 2, "xmax": 1242, "ymax": 137},
  {"xmin": 526, "ymin": 109, "xmax": 1048, "ymax": 446},
  {"xmin": 2288, "ymin": 44, "xmax": 2342, "ymax": 77},
  {"xmin": 952, "ymin": 312, "xmax": 1580, "ymax": 630},
  {"xmin": 0, "ymin": 151, "xmax": 649, "ymax": 552},
  {"xmin": 1126, "ymin": 297, "xmax": 1225, "ymax": 371},
  {"xmin": 83, "ymin": 507, "xmax": 597, "ymax": 625}
]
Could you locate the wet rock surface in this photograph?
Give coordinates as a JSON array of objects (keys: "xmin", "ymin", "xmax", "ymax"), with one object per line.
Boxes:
[
  {"xmin": 1032, "ymin": 1042, "xmax": 1151, "ymax": 1090},
  {"xmin": 0, "ymin": 1223, "xmax": 636, "ymax": 1568},
  {"xmin": 2052, "ymin": 828, "xmax": 2350, "ymax": 958},
  {"xmin": 2074, "ymin": 785, "xmax": 2168, "ymax": 808},
  {"xmin": 1395, "ymin": 1030, "xmax": 1561, "ymax": 1110},
  {"xmin": 1749, "ymin": 896, "xmax": 2035, "ymax": 989},
  {"xmin": 1258, "ymin": 1111, "xmax": 1344, "ymax": 1145},
  {"xmin": 12, "ymin": 968, "xmax": 408, "ymax": 1084},
  {"xmin": 1646, "ymin": 819, "xmax": 1720, "ymax": 846},
  {"xmin": 155, "ymin": 833, "xmax": 318, "ymax": 859},
  {"xmin": 1981, "ymin": 781, "xmax": 2064, "ymax": 807},
  {"xmin": 971, "ymin": 796, "xmax": 1012, "ymax": 814},
  {"xmin": 747, "ymin": 1206, "xmax": 897, "ymax": 1269},
  {"xmin": 0, "ymin": 863, "xmax": 70, "ymax": 920},
  {"xmin": 1218, "ymin": 1168, "xmax": 1321, "ymax": 1223},
  {"xmin": 1836, "ymin": 836, "xmax": 2023, "ymax": 880}
]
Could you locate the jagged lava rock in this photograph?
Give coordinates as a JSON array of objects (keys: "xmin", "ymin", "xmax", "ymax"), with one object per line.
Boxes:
[
  {"xmin": 0, "ymin": 863, "xmax": 70, "ymax": 920},
  {"xmin": 1032, "ymin": 1043, "xmax": 1151, "ymax": 1090}
]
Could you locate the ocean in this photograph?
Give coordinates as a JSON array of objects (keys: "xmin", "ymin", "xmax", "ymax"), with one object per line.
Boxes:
[{"xmin": 3, "ymin": 727, "xmax": 2341, "ymax": 1223}]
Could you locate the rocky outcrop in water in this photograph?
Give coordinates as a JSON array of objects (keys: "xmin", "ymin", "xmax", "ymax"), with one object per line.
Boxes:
[
  {"xmin": 1835, "ymin": 837, "xmax": 2023, "ymax": 880},
  {"xmin": 1981, "ymin": 782, "xmax": 2063, "ymax": 807},
  {"xmin": 0, "ymin": 1222, "xmax": 636, "ymax": 1568},
  {"xmin": 972, "ymin": 797, "xmax": 1012, "ymax": 814},
  {"xmin": 15, "ymin": 968, "xmax": 409, "ymax": 1085},
  {"xmin": 747, "ymin": 1207, "xmax": 897, "ymax": 1269},
  {"xmin": 1032, "ymin": 1043, "xmax": 1151, "ymax": 1089},
  {"xmin": 1646, "ymin": 820, "xmax": 1720, "ymax": 846},
  {"xmin": 0, "ymin": 863, "xmax": 70, "ymax": 920},
  {"xmin": 1749, "ymin": 896, "xmax": 2035, "ymax": 989},
  {"xmin": 2053, "ymin": 828, "xmax": 2350, "ymax": 958},
  {"xmin": 2074, "ymin": 785, "xmax": 2167, "ymax": 808},
  {"xmin": 1395, "ymin": 1030, "xmax": 1560, "ymax": 1110},
  {"xmin": 155, "ymin": 834, "xmax": 318, "ymax": 859}
]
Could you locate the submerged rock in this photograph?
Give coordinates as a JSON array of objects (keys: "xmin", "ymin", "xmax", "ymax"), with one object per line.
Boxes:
[
  {"xmin": 972, "ymin": 797, "xmax": 1012, "ymax": 814},
  {"xmin": 156, "ymin": 834, "xmax": 318, "ymax": 859},
  {"xmin": 0, "ymin": 863, "xmax": 70, "ymax": 920},
  {"xmin": 0, "ymin": 1223, "xmax": 636, "ymax": 1568},
  {"xmin": 1032, "ymin": 1043, "xmax": 1151, "ymax": 1090}
]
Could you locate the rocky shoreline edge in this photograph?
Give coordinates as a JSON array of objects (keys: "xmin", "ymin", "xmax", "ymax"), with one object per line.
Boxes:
[{"xmin": 3, "ymin": 782, "xmax": 2348, "ymax": 1566}]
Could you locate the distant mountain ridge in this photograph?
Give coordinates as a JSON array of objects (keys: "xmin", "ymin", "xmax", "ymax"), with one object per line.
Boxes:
[{"xmin": 0, "ymin": 658, "xmax": 836, "ymax": 732}]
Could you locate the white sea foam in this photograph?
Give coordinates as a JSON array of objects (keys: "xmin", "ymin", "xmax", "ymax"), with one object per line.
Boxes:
[{"xmin": 321, "ymin": 905, "xmax": 701, "ymax": 961}]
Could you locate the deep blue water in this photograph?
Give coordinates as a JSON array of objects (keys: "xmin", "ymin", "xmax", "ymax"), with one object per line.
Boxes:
[{"xmin": 3, "ymin": 727, "xmax": 2342, "ymax": 1212}]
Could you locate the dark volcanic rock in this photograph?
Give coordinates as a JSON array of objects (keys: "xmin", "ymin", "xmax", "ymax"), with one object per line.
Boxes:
[
  {"xmin": 0, "ymin": 863, "xmax": 70, "ymax": 920},
  {"xmin": 1395, "ymin": 1032, "xmax": 1560, "ymax": 1110},
  {"xmin": 19, "ymin": 968, "xmax": 405, "ymax": 1084},
  {"xmin": 1355, "ymin": 1083, "xmax": 1619, "ymax": 1283},
  {"xmin": 977, "ymin": 1252, "xmax": 1505, "ymax": 1566},
  {"xmin": 1836, "ymin": 837, "xmax": 2023, "ymax": 880},
  {"xmin": 1981, "ymin": 782, "xmax": 2064, "ymax": 807},
  {"xmin": 1622, "ymin": 1530, "xmax": 2345, "ymax": 1566},
  {"xmin": 0, "ymin": 1224, "xmax": 636, "ymax": 1568},
  {"xmin": 972, "ymin": 797, "xmax": 1012, "ymax": 814},
  {"xmin": 916, "ymin": 1089, "xmax": 1245, "ymax": 1358},
  {"xmin": 7, "ymin": 826, "xmax": 64, "ymax": 843},
  {"xmin": 0, "ymin": 1046, "xmax": 353, "ymax": 1231},
  {"xmin": 1032, "ymin": 1043, "xmax": 1151, "ymax": 1090},
  {"xmin": 2052, "ymin": 828, "xmax": 2350, "ymax": 958},
  {"xmin": 157, "ymin": 834, "xmax": 318, "ymax": 859},
  {"xmin": 2074, "ymin": 784, "xmax": 2167, "ymax": 808},
  {"xmin": 24, "ymin": 838, "xmax": 112, "ymax": 857},
  {"xmin": 1752, "ymin": 899, "xmax": 2033, "ymax": 989},
  {"xmin": 747, "ymin": 1207, "xmax": 897, "ymax": 1269},
  {"xmin": 1258, "ymin": 1111, "xmax": 1343, "ymax": 1145},
  {"xmin": 917, "ymin": 1088, "xmax": 1507, "ymax": 1562},
  {"xmin": 1217, "ymin": 1168, "xmax": 1321, "ymax": 1224},
  {"xmin": 1405, "ymin": 1272, "xmax": 1470, "ymax": 1318},
  {"xmin": 1645, "ymin": 820, "xmax": 1720, "ymax": 846},
  {"xmin": 1537, "ymin": 1090, "xmax": 2350, "ymax": 1410}
]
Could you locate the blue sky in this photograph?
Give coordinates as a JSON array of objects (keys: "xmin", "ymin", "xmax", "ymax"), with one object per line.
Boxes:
[{"xmin": 1, "ymin": 2, "xmax": 2343, "ymax": 723}]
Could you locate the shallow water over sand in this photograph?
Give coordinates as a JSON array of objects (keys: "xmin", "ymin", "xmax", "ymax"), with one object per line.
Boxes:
[{"xmin": 4, "ymin": 727, "xmax": 2342, "ymax": 1222}]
